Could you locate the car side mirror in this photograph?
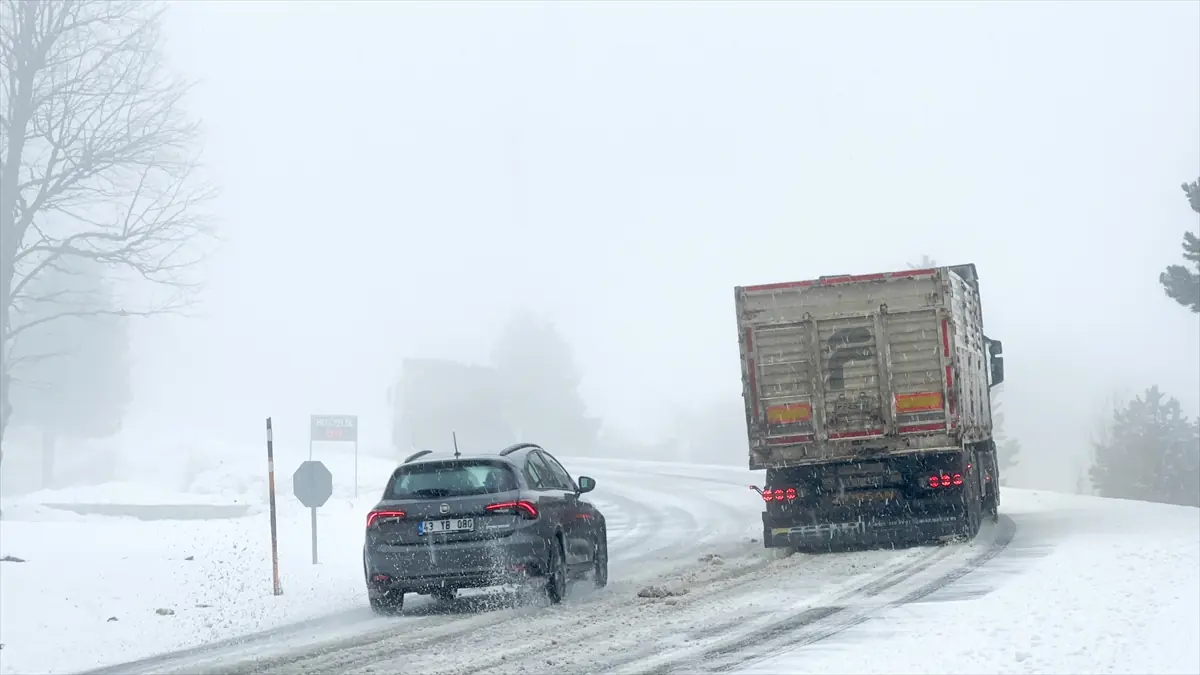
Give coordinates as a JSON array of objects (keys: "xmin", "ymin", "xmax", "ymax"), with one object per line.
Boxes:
[
  {"xmin": 986, "ymin": 338, "xmax": 1004, "ymax": 388},
  {"xmin": 577, "ymin": 476, "xmax": 596, "ymax": 494}
]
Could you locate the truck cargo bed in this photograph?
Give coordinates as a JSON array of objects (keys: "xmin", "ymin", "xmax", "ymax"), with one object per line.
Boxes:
[{"xmin": 736, "ymin": 265, "xmax": 994, "ymax": 470}]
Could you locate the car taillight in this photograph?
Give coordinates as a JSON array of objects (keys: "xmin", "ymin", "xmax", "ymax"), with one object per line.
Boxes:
[
  {"xmin": 366, "ymin": 510, "xmax": 406, "ymax": 527},
  {"xmin": 926, "ymin": 473, "xmax": 965, "ymax": 489},
  {"xmin": 762, "ymin": 487, "xmax": 798, "ymax": 502},
  {"xmin": 486, "ymin": 500, "xmax": 539, "ymax": 519}
]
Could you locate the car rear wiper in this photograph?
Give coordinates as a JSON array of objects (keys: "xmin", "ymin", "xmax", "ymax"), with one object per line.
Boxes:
[{"xmin": 411, "ymin": 488, "xmax": 453, "ymax": 498}]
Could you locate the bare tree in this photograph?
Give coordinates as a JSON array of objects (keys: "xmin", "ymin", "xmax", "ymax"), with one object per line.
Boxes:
[{"xmin": 0, "ymin": 0, "xmax": 213, "ymax": 459}]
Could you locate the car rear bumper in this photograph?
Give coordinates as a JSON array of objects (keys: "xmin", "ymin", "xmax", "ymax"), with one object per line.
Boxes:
[{"xmin": 365, "ymin": 532, "xmax": 548, "ymax": 593}]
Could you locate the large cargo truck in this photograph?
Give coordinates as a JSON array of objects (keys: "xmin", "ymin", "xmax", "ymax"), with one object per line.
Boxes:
[{"xmin": 735, "ymin": 264, "xmax": 1005, "ymax": 550}]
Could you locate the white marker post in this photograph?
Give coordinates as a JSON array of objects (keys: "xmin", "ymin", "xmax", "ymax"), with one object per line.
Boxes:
[{"xmin": 265, "ymin": 417, "xmax": 283, "ymax": 596}]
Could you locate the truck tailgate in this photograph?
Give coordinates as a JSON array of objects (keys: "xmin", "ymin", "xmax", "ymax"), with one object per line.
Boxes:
[{"xmin": 739, "ymin": 272, "xmax": 951, "ymax": 449}]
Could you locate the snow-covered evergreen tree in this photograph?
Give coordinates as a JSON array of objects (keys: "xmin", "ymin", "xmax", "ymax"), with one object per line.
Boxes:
[{"xmin": 1090, "ymin": 386, "xmax": 1200, "ymax": 507}]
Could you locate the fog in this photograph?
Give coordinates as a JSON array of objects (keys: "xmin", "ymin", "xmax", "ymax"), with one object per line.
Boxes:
[{"xmin": 7, "ymin": 0, "xmax": 1199, "ymax": 496}]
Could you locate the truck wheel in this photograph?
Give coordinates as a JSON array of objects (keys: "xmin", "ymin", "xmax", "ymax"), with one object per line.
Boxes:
[
  {"xmin": 982, "ymin": 484, "xmax": 1000, "ymax": 522},
  {"xmin": 959, "ymin": 482, "xmax": 982, "ymax": 539},
  {"xmin": 983, "ymin": 445, "xmax": 1001, "ymax": 523}
]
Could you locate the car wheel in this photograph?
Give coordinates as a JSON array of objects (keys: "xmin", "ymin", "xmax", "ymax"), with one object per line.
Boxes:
[
  {"xmin": 369, "ymin": 590, "xmax": 404, "ymax": 615},
  {"xmin": 593, "ymin": 534, "xmax": 608, "ymax": 589},
  {"xmin": 432, "ymin": 587, "xmax": 457, "ymax": 602},
  {"xmin": 546, "ymin": 536, "xmax": 567, "ymax": 604}
]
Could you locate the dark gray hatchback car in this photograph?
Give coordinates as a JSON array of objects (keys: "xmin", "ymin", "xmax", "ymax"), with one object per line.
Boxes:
[{"xmin": 363, "ymin": 442, "xmax": 608, "ymax": 614}]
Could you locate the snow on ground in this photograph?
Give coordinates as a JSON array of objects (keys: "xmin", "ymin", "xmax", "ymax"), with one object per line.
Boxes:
[
  {"xmin": 0, "ymin": 451, "xmax": 404, "ymax": 675},
  {"xmin": 736, "ymin": 490, "xmax": 1200, "ymax": 675},
  {"xmin": 0, "ymin": 495, "xmax": 376, "ymax": 674},
  {"xmin": 2, "ymin": 453, "xmax": 1197, "ymax": 675},
  {"xmin": 0, "ymin": 454, "xmax": 759, "ymax": 675}
]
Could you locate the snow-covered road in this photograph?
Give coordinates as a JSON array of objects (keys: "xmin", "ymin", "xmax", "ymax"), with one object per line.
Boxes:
[
  {"xmin": 74, "ymin": 458, "xmax": 772, "ymax": 675},
  {"xmin": 2, "ymin": 457, "xmax": 1197, "ymax": 675}
]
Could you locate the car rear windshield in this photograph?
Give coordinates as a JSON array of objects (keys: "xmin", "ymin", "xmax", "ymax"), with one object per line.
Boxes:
[{"xmin": 388, "ymin": 460, "xmax": 518, "ymax": 500}]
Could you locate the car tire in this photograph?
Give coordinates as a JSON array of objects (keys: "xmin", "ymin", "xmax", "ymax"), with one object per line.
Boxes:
[
  {"xmin": 369, "ymin": 590, "xmax": 404, "ymax": 615},
  {"xmin": 593, "ymin": 534, "xmax": 608, "ymax": 589},
  {"xmin": 546, "ymin": 536, "xmax": 567, "ymax": 604}
]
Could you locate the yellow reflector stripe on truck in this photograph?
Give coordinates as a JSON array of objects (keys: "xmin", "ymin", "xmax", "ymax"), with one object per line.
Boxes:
[
  {"xmin": 766, "ymin": 402, "xmax": 813, "ymax": 424},
  {"xmin": 894, "ymin": 392, "xmax": 944, "ymax": 413}
]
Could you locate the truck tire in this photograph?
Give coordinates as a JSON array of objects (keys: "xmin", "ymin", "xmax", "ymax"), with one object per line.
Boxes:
[
  {"xmin": 982, "ymin": 479, "xmax": 1000, "ymax": 522},
  {"xmin": 958, "ymin": 478, "xmax": 983, "ymax": 539},
  {"xmin": 982, "ymin": 442, "xmax": 1000, "ymax": 522}
]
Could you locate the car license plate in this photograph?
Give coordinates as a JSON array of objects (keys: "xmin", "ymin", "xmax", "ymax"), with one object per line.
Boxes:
[
  {"xmin": 833, "ymin": 489, "xmax": 899, "ymax": 505},
  {"xmin": 419, "ymin": 518, "xmax": 475, "ymax": 535}
]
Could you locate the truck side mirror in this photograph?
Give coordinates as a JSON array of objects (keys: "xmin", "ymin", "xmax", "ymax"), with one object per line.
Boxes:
[{"xmin": 986, "ymin": 338, "xmax": 1004, "ymax": 388}]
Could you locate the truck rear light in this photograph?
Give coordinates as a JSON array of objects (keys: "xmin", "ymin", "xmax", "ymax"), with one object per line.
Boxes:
[
  {"xmin": 763, "ymin": 487, "xmax": 798, "ymax": 502},
  {"xmin": 486, "ymin": 500, "xmax": 539, "ymax": 519},
  {"xmin": 366, "ymin": 510, "xmax": 406, "ymax": 528},
  {"xmin": 926, "ymin": 474, "xmax": 964, "ymax": 489}
]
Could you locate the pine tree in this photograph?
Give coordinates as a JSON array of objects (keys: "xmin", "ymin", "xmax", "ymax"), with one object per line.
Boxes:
[
  {"xmin": 491, "ymin": 310, "xmax": 599, "ymax": 452},
  {"xmin": 1090, "ymin": 386, "xmax": 1200, "ymax": 508},
  {"xmin": 991, "ymin": 393, "xmax": 1020, "ymax": 485},
  {"xmin": 1159, "ymin": 179, "xmax": 1200, "ymax": 313}
]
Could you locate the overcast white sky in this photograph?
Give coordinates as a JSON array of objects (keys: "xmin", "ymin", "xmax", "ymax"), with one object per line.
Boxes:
[{"xmin": 124, "ymin": 0, "xmax": 1199, "ymax": 491}]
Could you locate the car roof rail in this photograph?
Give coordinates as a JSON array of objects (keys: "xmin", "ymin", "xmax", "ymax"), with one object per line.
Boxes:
[
  {"xmin": 499, "ymin": 442, "xmax": 539, "ymax": 457},
  {"xmin": 403, "ymin": 449, "xmax": 433, "ymax": 464}
]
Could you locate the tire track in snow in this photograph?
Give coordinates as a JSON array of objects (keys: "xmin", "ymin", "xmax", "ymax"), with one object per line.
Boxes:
[
  {"xmin": 594, "ymin": 543, "xmax": 959, "ymax": 675},
  {"xmin": 223, "ymin": 467, "xmax": 965, "ymax": 675},
  {"xmin": 411, "ymin": 516, "xmax": 1011, "ymax": 675},
  {"xmin": 646, "ymin": 515, "xmax": 1018, "ymax": 675},
  {"xmin": 224, "ymin": 471, "xmax": 755, "ymax": 675},
  {"xmin": 80, "ymin": 470, "xmax": 665, "ymax": 675},
  {"xmin": 99, "ymin": 463, "xmax": 758, "ymax": 675},
  {"xmin": 352, "ymin": 543, "xmax": 947, "ymax": 675}
]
